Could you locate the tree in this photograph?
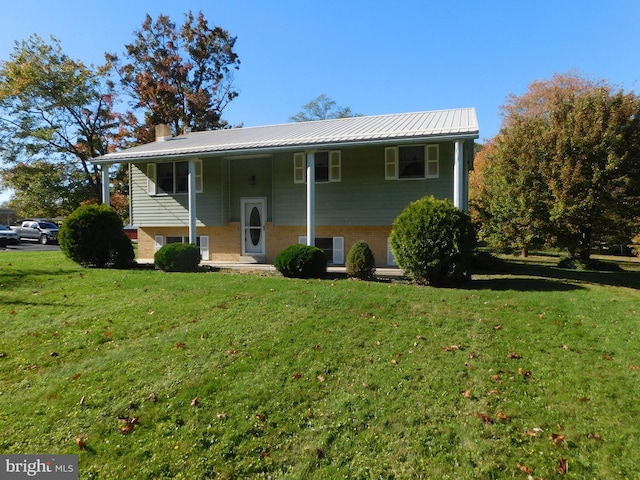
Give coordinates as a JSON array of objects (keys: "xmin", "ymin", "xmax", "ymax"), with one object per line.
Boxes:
[
  {"xmin": 480, "ymin": 72, "xmax": 640, "ymax": 261},
  {"xmin": 289, "ymin": 94, "xmax": 361, "ymax": 122},
  {"xmin": 0, "ymin": 35, "xmax": 129, "ymax": 202},
  {"xmin": 106, "ymin": 11, "xmax": 240, "ymax": 141},
  {"xmin": 0, "ymin": 160, "xmax": 95, "ymax": 218}
]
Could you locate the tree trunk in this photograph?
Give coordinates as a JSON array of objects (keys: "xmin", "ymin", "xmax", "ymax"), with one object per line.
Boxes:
[{"xmin": 520, "ymin": 246, "xmax": 529, "ymax": 257}]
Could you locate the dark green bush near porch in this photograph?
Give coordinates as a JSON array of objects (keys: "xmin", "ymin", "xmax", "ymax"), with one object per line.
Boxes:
[
  {"xmin": 346, "ymin": 241, "xmax": 376, "ymax": 279},
  {"xmin": 154, "ymin": 243, "xmax": 202, "ymax": 272},
  {"xmin": 274, "ymin": 244, "xmax": 327, "ymax": 278},
  {"xmin": 59, "ymin": 203, "xmax": 135, "ymax": 268},
  {"xmin": 390, "ymin": 196, "xmax": 476, "ymax": 285}
]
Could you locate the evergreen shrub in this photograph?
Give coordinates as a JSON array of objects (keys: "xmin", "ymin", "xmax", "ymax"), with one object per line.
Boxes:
[
  {"xmin": 346, "ymin": 241, "xmax": 376, "ymax": 279},
  {"xmin": 390, "ymin": 196, "xmax": 476, "ymax": 285},
  {"xmin": 59, "ymin": 203, "xmax": 134, "ymax": 268},
  {"xmin": 154, "ymin": 243, "xmax": 202, "ymax": 272},
  {"xmin": 274, "ymin": 244, "xmax": 327, "ymax": 278}
]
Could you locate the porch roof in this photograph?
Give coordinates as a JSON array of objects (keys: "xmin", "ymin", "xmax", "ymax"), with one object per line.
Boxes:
[{"xmin": 94, "ymin": 108, "xmax": 478, "ymax": 164}]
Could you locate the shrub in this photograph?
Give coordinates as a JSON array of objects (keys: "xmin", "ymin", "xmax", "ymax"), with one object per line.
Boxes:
[
  {"xmin": 346, "ymin": 241, "xmax": 376, "ymax": 279},
  {"xmin": 59, "ymin": 204, "xmax": 134, "ymax": 268},
  {"xmin": 274, "ymin": 244, "xmax": 327, "ymax": 278},
  {"xmin": 154, "ymin": 243, "xmax": 202, "ymax": 272},
  {"xmin": 390, "ymin": 196, "xmax": 476, "ymax": 285}
]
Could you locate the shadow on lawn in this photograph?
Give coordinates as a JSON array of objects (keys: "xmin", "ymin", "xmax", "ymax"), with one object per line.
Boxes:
[{"xmin": 470, "ymin": 259, "xmax": 640, "ymax": 291}]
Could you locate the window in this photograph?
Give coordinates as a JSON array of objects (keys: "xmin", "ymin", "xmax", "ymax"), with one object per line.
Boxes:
[
  {"xmin": 154, "ymin": 235, "xmax": 209, "ymax": 259},
  {"xmin": 293, "ymin": 151, "xmax": 341, "ymax": 183},
  {"xmin": 147, "ymin": 160, "xmax": 202, "ymax": 195},
  {"xmin": 298, "ymin": 236, "xmax": 344, "ymax": 264},
  {"xmin": 385, "ymin": 145, "xmax": 439, "ymax": 180}
]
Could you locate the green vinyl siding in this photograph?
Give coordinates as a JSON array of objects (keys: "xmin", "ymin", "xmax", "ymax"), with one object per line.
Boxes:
[
  {"xmin": 272, "ymin": 143, "xmax": 455, "ymax": 227},
  {"xmin": 130, "ymin": 159, "xmax": 225, "ymax": 227},
  {"xmin": 227, "ymin": 157, "xmax": 273, "ymax": 222}
]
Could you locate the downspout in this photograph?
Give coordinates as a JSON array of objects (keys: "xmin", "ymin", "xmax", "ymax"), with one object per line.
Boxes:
[{"xmin": 306, "ymin": 151, "xmax": 315, "ymax": 246}]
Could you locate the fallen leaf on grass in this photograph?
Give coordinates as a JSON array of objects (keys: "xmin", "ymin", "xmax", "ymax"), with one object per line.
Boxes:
[
  {"xmin": 588, "ymin": 432, "xmax": 602, "ymax": 440},
  {"xmin": 557, "ymin": 458, "xmax": 568, "ymax": 474},
  {"xmin": 416, "ymin": 335, "xmax": 427, "ymax": 341},
  {"xmin": 630, "ymin": 365, "xmax": 640, "ymax": 370},
  {"xmin": 75, "ymin": 436, "xmax": 87, "ymax": 451},
  {"xmin": 508, "ymin": 351, "xmax": 522, "ymax": 359},
  {"xmin": 491, "ymin": 374, "xmax": 503, "ymax": 384},
  {"xmin": 312, "ymin": 344, "xmax": 321, "ymax": 350},
  {"xmin": 518, "ymin": 367, "xmax": 532, "ymax": 377},
  {"xmin": 190, "ymin": 396, "xmax": 200, "ymax": 407},
  {"xmin": 517, "ymin": 463, "xmax": 532, "ymax": 474},
  {"xmin": 603, "ymin": 354, "xmax": 614, "ymax": 360},
  {"xmin": 440, "ymin": 344, "xmax": 462, "ymax": 352},
  {"xmin": 496, "ymin": 411, "xmax": 511, "ymax": 422},
  {"xmin": 72, "ymin": 373, "xmax": 81, "ymax": 381},
  {"xmin": 217, "ymin": 412, "xmax": 227, "ymax": 419},
  {"xmin": 390, "ymin": 358, "xmax": 398, "ymax": 365},
  {"xmin": 548, "ymin": 433, "xmax": 566, "ymax": 447},
  {"xmin": 317, "ymin": 375, "xmax": 325, "ymax": 382},
  {"xmin": 461, "ymin": 390, "xmax": 471, "ymax": 398},
  {"xmin": 175, "ymin": 342, "xmax": 185, "ymax": 348},
  {"xmin": 473, "ymin": 413, "xmax": 493, "ymax": 424},
  {"xmin": 292, "ymin": 372, "xmax": 302, "ymax": 379},
  {"xmin": 118, "ymin": 416, "xmax": 139, "ymax": 435},
  {"xmin": 255, "ymin": 413, "xmax": 266, "ymax": 421},
  {"xmin": 467, "ymin": 352, "xmax": 477, "ymax": 359},
  {"xmin": 494, "ymin": 325, "xmax": 502, "ymax": 330}
]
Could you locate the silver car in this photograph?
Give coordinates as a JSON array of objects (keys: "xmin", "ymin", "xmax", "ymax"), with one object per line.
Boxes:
[{"xmin": 0, "ymin": 224, "xmax": 20, "ymax": 245}]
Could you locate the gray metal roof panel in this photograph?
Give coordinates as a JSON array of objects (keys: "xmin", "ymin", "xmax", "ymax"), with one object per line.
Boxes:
[{"xmin": 95, "ymin": 108, "xmax": 478, "ymax": 163}]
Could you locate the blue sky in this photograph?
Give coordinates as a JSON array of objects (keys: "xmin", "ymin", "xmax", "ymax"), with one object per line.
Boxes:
[{"xmin": 1, "ymin": 0, "xmax": 639, "ymax": 201}]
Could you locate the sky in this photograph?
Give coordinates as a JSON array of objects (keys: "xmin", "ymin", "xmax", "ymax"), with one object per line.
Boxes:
[{"xmin": 1, "ymin": 0, "xmax": 639, "ymax": 202}]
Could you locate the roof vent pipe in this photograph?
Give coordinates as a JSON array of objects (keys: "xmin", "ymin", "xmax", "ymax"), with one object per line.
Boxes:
[{"xmin": 155, "ymin": 124, "xmax": 172, "ymax": 142}]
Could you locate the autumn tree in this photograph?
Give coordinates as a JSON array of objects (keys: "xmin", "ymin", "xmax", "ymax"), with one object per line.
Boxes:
[
  {"xmin": 106, "ymin": 11, "xmax": 240, "ymax": 141},
  {"xmin": 0, "ymin": 35, "xmax": 130, "ymax": 206},
  {"xmin": 0, "ymin": 160, "xmax": 95, "ymax": 218},
  {"xmin": 479, "ymin": 72, "xmax": 640, "ymax": 261},
  {"xmin": 289, "ymin": 94, "xmax": 361, "ymax": 122}
]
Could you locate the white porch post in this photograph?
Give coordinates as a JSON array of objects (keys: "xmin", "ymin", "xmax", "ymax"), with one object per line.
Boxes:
[
  {"xmin": 453, "ymin": 140, "xmax": 465, "ymax": 211},
  {"xmin": 101, "ymin": 163, "xmax": 111, "ymax": 205},
  {"xmin": 306, "ymin": 151, "xmax": 315, "ymax": 246},
  {"xmin": 188, "ymin": 159, "xmax": 197, "ymax": 244}
]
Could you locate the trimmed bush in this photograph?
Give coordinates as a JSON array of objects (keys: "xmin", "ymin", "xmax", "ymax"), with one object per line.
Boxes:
[
  {"xmin": 390, "ymin": 196, "xmax": 476, "ymax": 285},
  {"xmin": 154, "ymin": 243, "xmax": 202, "ymax": 272},
  {"xmin": 274, "ymin": 244, "xmax": 327, "ymax": 278},
  {"xmin": 59, "ymin": 203, "xmax": 134, "ymax": 268},
  {"xmin": 346, "ymin": 241, "xmax": 376, "ymax": 279}
]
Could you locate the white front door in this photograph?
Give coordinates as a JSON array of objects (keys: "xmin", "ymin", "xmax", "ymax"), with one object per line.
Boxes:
[{"xmin": 241, "ymin": 198, "xmax": 266, "ymax": 257}]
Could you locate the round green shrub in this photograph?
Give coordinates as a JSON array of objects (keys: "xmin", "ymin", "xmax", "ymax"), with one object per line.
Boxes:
[
  {"xmin": 59, "ymin": 203, "xmax": 134, "ymax": 268},
  {"xmin": 346, "ymin": 241, "xmax": 376, "ymax": 279},
  {"xmin": 154, "ymin": 243, "xmax": 202, "ymax": 272},
  {"xmin": 274, "ymin": 244, "xmax": 327, "ymax": 278},
  {"xmin": 390, "ymin": 196, "xmax": 476, "ymax": 285}
]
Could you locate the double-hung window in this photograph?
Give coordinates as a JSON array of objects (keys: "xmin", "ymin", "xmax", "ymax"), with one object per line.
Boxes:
[
  {"xmin": 147, "ymin": 160, "xmax": 203, "ymax": 195},
  {"xmin": 293, "ymin": 151, "xmax": 341, "ymax": 183},
  {"xmin": 385, "ymin": 145, "xmax": 439, "ymax": 180}
]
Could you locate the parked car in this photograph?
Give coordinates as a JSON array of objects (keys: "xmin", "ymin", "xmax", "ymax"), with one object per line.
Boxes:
[
  {"xmin": 10, "ymin": 220, "xmax": 59, "ymax": 245},
  {"xmin": 0, "ymin": 223, "xmax": 20, "ymax": 246}
]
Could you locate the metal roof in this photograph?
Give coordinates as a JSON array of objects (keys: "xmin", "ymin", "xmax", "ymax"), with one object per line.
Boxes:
[{"xmin": 94, "ymin": 108, "xmax": 478, "ymax": 163}]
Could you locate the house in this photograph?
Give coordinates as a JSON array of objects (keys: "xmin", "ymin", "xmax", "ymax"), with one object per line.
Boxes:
[{"xmin": 94, "ymin": 108, "xmax": 479, "ymax": 266}]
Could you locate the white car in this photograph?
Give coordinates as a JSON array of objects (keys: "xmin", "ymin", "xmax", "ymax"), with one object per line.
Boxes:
[{"xmin": 0, "ymin": 224, "xmax": 20, "ymax": 245}]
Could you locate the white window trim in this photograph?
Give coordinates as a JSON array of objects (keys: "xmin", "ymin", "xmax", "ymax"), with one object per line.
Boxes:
[
  {"xmin": 147, "ymin": 159, "xmax": 203, "ymax": 195},
  {"xmin": 298, "ymin": 235, "xmax": 344, "ymax": 265},
  {"xmin": 293, "ymin": 151, "xmax": 341, "ymax": 183},
  {"xmin": 154, "ymin": 235, "xmax": 209, "ymax": 259},
  {"xmin": 385, "ymin": 145, "xmax": 439, "ymax": 180}
]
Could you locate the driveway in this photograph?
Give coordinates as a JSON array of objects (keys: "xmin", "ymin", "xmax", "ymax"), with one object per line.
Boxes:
[{"xmin": 3, "ymin": 242, "xmax": 61, "ymax": 252}]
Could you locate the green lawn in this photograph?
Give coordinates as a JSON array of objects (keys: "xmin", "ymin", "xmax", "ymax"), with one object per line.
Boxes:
[{"xmin": 1, "ymin": 251, "xmax": 639, "ymax": 479}]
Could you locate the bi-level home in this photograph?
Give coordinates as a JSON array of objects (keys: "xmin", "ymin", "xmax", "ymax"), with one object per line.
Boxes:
[{"xmin": 93, "ymin": 108, "xmax": 479, "ymax": 266}]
